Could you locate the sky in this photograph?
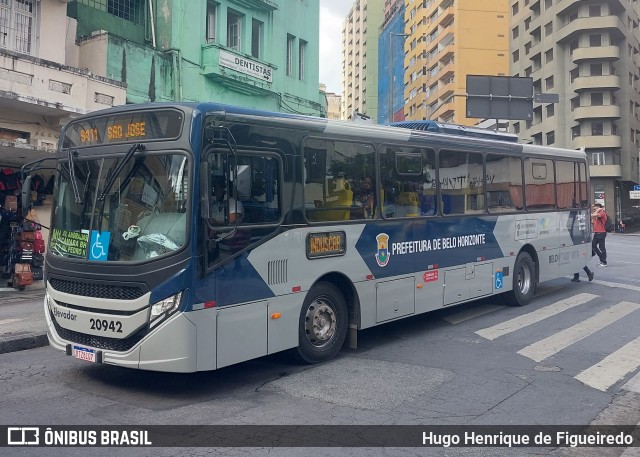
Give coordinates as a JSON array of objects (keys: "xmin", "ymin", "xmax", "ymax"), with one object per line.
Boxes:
[{"xmin": 319, "ymin": 0, "xmax": 353, "ymax": 95}]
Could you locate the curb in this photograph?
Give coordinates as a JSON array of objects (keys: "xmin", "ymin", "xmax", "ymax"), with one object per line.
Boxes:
[{"xmin": 0, "ymin": 333, "xmax": 49, "ymax": 354}]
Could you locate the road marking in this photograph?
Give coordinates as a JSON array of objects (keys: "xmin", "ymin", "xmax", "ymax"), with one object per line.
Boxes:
[
  {"xmin": 0, "ymin": 318, "xmax": 22, "ymax": 325},
  {"xmin": 475, "ymin": 293, "xmax": 597, "ymax": 340},
  {"xmin": 622, "ymin": 371, "xmax": 640, "ymax": 394},
  {"xmin": 517, "ymin": 301, "xmax": 640, "ymax": 362},
  {"xmin": 575, "ymin": 336, "xmax": 640, "ymax": 392},
  {"xmin": 443, "ymin": 304, "xmax": 504, "ymax": 324},
  {"xmin": 591, "ymin": 279, "xmax": 640, "ymax": 292}
]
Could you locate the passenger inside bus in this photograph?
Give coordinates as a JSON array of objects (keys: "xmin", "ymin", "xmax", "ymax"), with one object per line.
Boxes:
[
  {"xmin": 208, "ymin": 176, "xmax": 249, "ymax": 257},
  {"xmin": 354, "ymin": 176, "xmax": 375, "ymax": 219},
  {"xmin": 210, "ymin": 176, "xmax": 244, "ymax": 225}
]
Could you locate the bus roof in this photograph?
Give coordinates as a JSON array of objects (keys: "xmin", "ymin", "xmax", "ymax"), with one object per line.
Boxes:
[{"xmin": 387, "ymin": 120, "xmax": 519, "ymax": 143}]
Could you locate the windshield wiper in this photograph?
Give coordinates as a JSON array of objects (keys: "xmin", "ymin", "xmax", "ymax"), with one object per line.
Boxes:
[
  {"xmin": 68, "ymin": 150, "xmax": 82, "ymax": 204},
  {"xmin": 98, "ymin": 143, "xmax": 145, "ymax": 201},
  {"xmin": 95, "ymin": 143, "xmax": 145, "ymax": 233}
]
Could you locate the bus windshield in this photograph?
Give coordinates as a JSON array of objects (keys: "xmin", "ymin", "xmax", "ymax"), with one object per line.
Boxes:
[{"xmin": 50, "ymin": 151, "xmax": 189, "ymax": 262}]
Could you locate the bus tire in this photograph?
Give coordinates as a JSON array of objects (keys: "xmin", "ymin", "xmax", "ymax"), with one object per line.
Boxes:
[
  {"xmin": 296, "ymin": 282, "xmax": 347, "ymax": 364},
  {"xmin": 506, "ymin": 252, "xmax": 536, "ymax": 307}
]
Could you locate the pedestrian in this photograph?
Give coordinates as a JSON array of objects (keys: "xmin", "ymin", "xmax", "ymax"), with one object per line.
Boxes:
[
  {"xmin": 572, "ymin": 266, "xmax": 594, "ymax": 282},
  {"xmin": 618, "ymin": 220, "xmax": 625, "ymax": 233},
  {"xmin": 591, "ymin": 203, "xmax": 608, "ymax": 266}
]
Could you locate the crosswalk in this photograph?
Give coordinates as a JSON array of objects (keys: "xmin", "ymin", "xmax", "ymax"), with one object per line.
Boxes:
[{"xmin": 443, "ymin": 292, "xmax": 640, "ymax": 393}]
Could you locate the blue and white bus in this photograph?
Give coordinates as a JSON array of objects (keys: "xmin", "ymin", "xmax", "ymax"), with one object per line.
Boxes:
[{"xmin": 32, "ymin": 102, "xmax": 591, "ymax": 372}]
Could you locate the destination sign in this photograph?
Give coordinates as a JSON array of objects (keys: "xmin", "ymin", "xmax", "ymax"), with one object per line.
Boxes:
[
  {"xmin": 63, "ymin": 109, "xmax": 184, "ymax": 148},
  {"xmin": 306, "ymin": 231, "xmax": 346, "ymax": 259}
]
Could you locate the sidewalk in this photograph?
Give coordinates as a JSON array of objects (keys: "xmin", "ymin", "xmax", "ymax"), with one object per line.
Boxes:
[{"xmin": 0, "ymin": 280, "xmax": 47, "ymax": 354}]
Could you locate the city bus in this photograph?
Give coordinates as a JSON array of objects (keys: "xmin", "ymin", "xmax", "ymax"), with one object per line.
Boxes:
[{"xmin": 28, "ymin": 102, "xmax": 591, "ymax": 372}]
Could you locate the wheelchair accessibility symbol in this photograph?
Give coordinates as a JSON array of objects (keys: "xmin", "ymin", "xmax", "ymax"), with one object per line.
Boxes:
[
  {"xmin": 89, "ymin": 231, "xmax": 111, "ymax": 261},
  {"xmin": 495, "ymin": 271, "xmax": 503, "ymax": 290}
]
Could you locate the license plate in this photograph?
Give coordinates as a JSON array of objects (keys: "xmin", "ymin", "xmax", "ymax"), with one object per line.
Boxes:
[{"xmin": 72, "ymin": 345, "xmax": 96, "ymax": 363}]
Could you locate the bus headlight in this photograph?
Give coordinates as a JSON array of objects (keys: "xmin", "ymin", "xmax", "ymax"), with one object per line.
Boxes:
[{"xmin": 149, "ymin": 292, "xmax": 183, "ymax": 328}]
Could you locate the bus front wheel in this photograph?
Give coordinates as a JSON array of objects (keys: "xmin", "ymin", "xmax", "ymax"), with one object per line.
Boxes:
[
  {"xmin": 506, "ymin": 252, "xmax": 536, "ymax": 307},
  {"xmin": 296, "ymin": 282, "xmax": 347, "ymax": 364}
]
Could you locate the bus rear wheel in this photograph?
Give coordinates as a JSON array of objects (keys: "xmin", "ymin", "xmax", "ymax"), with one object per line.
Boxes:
[
  {"xmin": 296, "ymin": 282, "xmax": 347, "ymax": 364},
  {"xmin": 506, "ymin": 252, "xmax": 536, "ymax": 307}
]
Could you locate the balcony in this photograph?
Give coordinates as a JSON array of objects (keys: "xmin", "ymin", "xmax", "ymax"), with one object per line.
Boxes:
[
  {"xmin": 557, "ymin": 0, "xmax": 625, "ymax": 16},
  {"xmin": 556, "ymin": 16, "xmax": 625, "ymax": 43},
  {"xmin": 439, "ymin": 4, "xmax": 454, "ymax": 26},
  {"xmin": 572, "ymin": 134, "xmax": 622, "ymax": 149},
  {"xmin": 572, "ymin": 75, "xmax": 621, "ymax": 92},
  {"xmin": 572, "ymin": 105, "xmax": 621, "ymax": 120},
  {"xmin": 436, "ymin": 41, "xmax": 455, "ymax": 64},
  {"xmin": 572, "ymin": 45, "xmax": 620, "ymax": 63},
  {"xmin": 589, "ymin": 164, "xmax": 622, "ymax": 178}
]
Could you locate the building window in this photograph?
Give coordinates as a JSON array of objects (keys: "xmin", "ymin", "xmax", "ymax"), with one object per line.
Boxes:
[
  {"xmin": 512, "ymin": 2, "xmax": 519, "ymax": 15},
  {"xmin": 592, "ymin": 122, "xmax": 604, "ymax": 136},
  {"xmin": 589, "ymin": 34, "xmax": 602, "ymax": 47},
  {"xmin": 591, "ymin": 92, "xmax": 604, "ymax": 106},
  {"xmin": 512, "ymin": 49, "xmax": 520, "ymax": 63},
  {"xmin": 227, "ymin": 10, "xmax": 242, "ymax": 51},
  {"xmin": 206, "ymin": 2, "xmax": 217, "ymax": 43},
  {"xmin": 570, "ymin": 68, "xmax": 579, "ymax": 82},
  {"xmin": 569, "ymin": 40, "xmax": 578, "ymax": 54},
  {"xmin": 0, "ymin": 0, "xmax": 37, "ymax": 54},
  {"xmin": 251, "ymin": 18, "xmax": 262, "ymax": 58},
  {"xmin": 512, "ymin": 26, "xmax": 519, "ymax": 39},
  {"xmin": 544, "ymin": 0, "xmax": 552, "ymax": 9},
  {"xmin": 107, "ymin": 0, "xmax": 143, "ymax": 23},
  {"xmin": 592, "ymin": 152, "xmax": 605, "ymax": 165},
  {"xmin": 570, "ymin": 96, "xmax": 580, "ymax": 111},
  {"xmin": 590, "ymin": 63, "xmax": 602, "ymax": 76},
  {"xmin": 546, "ymin": 104, "xmax": 554, "ymax": 117},
  {"xmin": 299, "ymin": 39, "xmax": 307, "ymax": 81},
  {"xmin": 588, "ymin": 5, "xmax": 601, "ymax": 16},
  {"xmin": 571, "ymin": 125, "xmax": 580, "ymax": 139},
  {"xmin": 286, "ymin": 34, "xmax": 294, "ymax": 76},
  {"xmin": 545, "ymin": 48, "xmax": 553, "ymax": 63},
  {"xmin": 544, "ymin": 21, "xmax": 553, "ymax": 36},
  {"xmin": 546, "ymin": 131, "xmax": 555, "ymax": 145},
  {"xmin": 545, "ymin": 76, "xmax": 554, "ymax": 90}
]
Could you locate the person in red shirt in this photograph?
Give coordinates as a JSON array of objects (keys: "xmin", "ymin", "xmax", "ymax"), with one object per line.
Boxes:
[{"xmin": 591, "ymin": 203, "xmax": 608, "ymax": 266}]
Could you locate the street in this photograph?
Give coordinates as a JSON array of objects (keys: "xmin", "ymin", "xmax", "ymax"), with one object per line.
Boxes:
[{"xmin": 1, "ymin": 234, "xmax": 640, "ymax": 456}]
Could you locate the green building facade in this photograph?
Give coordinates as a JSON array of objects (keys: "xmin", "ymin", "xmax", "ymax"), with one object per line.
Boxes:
[{"xmin": 68, "ymin": 0, "xmax": 324, "ymax": 116}]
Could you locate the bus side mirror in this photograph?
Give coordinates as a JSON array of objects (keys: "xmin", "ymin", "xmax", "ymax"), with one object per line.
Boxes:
[{"xmin": 21, "ymin": 175, "xmax": 33, "ymax": 217}]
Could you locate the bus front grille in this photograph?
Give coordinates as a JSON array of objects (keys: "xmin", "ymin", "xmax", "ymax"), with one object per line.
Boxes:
[
  {"xmin": 51, "ymin": 313, "xmax": 148, "ymax": 352},
  {"xmin": 49, "ymin": 277, "xmax": 148, "ymax": 300}
]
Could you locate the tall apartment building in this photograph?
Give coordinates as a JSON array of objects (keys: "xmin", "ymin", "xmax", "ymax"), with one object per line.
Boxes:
[
  {"xmin": 404, "ymin": 0, "xmax": 510, "ymax": 125},
  {"xmin": 510, "ymin": 0, "xmax": 640, "ymax": 224},
  {"xmin": 67, "ymin": 0, "xmax": 323, "ymax": 116},
  {"xmin": 342, "ymin": 0, "xmax": 384, "ymax": 120},
  {"xmin": 0, "ymin": 0, "xmax": 125, "ymax": 171}
]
